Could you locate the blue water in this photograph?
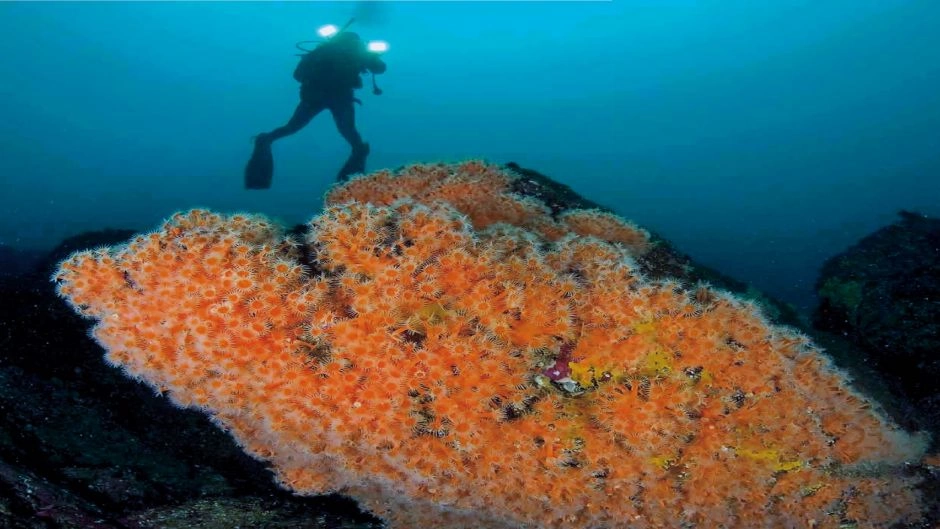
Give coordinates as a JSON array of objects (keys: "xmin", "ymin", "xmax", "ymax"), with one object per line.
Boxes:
[{"xmin": 1, "ymin": 1, "xmax": 938, "ymax": 313}]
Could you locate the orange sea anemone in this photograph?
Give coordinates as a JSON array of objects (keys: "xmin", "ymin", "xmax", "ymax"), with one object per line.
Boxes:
[{"xmin": 54, "ymin": 162, "xmax": 927, "ymax": 529}]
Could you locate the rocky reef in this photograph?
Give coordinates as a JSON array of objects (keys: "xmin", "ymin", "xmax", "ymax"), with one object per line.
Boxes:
[
  {"xmin": 814, "ymin": 211, "xmax": 940, "ymax": 448},
  {"xmin": 1, "ymin": 165, "xmax": 935, "ymax": 528}
]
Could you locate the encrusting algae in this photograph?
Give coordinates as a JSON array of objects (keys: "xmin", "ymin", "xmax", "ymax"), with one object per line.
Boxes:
[{"xmin": 54, "ymin": 161, "xmax": 928, "ymax": 528}]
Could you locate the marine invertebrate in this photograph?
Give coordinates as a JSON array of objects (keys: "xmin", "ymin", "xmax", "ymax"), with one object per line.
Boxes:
[{"xmin": 54, "ymin": 162, "xmax": 926, "ymax": 528}]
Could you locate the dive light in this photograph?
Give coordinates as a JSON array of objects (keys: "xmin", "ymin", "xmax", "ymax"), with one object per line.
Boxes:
[
  {"xmin": 316, "ymin": 21, "xmax": 388, "ymax": 54},
  {"xmin": 367, "ymin": 40, "xmax": 389, "ymax": 54},
  {"xmin": 317, "ymin": 24, "xmax": 339, "ymax": 38}
]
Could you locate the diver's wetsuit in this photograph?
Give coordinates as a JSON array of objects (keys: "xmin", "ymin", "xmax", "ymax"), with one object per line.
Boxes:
[
  {"xmin": 265, "ymin": 88, "xmax": 368, "ymax": 181},
  {"xmin": 249, "ymin": 33, "xmax": 386, "ymax": 185}
]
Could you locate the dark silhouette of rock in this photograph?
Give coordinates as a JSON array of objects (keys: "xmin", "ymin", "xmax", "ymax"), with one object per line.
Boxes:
[{"xmin": 814, "ymin": 210, "xmax": 940, "ymax": 447}]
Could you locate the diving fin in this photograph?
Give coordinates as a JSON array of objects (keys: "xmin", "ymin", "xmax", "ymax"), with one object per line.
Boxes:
[
  {"xmin": 245, "ymin": 134, "xmax": 274, "ymax": 189},
  {"xmin": 336, "ymin": 142, "xmax": 370, "ymax": 182}
]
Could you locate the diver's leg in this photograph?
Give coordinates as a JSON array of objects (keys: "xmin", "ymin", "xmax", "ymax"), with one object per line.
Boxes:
[
  {"xmin": 246, "ymin": 98, "xmax": 325, "ymax": 189},
  {"xmin": 263, "ymin": 99, "xmax": 324, "ymax": 142},
  {"xmin": 330, "ymin": 100, "xmax": 369, "ymax": 182}
]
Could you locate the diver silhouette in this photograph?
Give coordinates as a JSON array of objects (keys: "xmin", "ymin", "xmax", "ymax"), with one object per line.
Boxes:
[{"xmin": 245, "ymin": 29, "xmax": 387, "ymax": 189}]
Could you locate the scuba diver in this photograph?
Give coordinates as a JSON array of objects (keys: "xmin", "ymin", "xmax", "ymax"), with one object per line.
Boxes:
[{"xmin": 245, "ymin": 22, "xmax": 387, "ymax": 189}]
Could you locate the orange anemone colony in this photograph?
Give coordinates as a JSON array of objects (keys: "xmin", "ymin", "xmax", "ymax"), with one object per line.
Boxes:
[{"xmin": 55, "ymin": 162, "xmax": 926, "ymax": 528}]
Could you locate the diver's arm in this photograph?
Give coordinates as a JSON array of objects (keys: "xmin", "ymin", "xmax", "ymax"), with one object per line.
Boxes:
[{"xmin": 363, "ymin": 53, "xmax": 387, "ymax": 75}]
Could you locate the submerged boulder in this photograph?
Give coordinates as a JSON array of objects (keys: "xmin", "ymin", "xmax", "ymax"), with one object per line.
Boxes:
[
  {"xmin": 1, "ymin": 165, "xmax": 936, "ymax": 528},
  {"xmin": 815, "ymin": 211, "xmax": 940, "ymax": 443}
]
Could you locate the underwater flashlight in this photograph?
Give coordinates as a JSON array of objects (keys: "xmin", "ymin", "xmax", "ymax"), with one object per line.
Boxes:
[
  {"xmin": 367, "ymin": 40, "xmax": 389, "ymax": 53},
  {"xmin": 317, "ymin": 24, "xmax": 339, "ymax": 38}
]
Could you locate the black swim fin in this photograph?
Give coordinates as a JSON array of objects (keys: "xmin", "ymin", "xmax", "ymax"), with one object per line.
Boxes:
[
  {"xmin": 245, "ymin": 135, "xmax": 274, "ymax": 189},
  {"xmin": 336, "ymin": 142, "xmax": 370, "ymax": 183}
]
